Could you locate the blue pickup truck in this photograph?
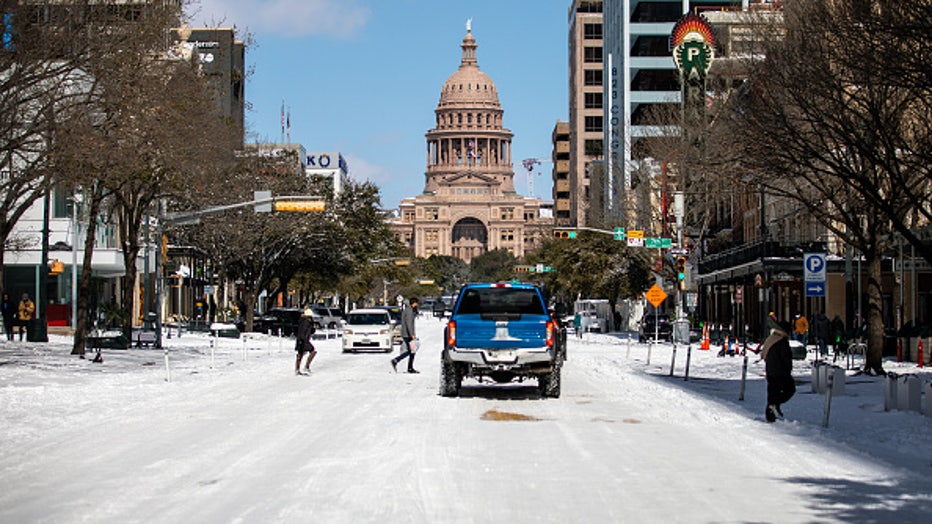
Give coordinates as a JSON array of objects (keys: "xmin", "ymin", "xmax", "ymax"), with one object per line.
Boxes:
[{"xmin": 440, "ymin": 282, "xmax": 565, "ymax": 398}]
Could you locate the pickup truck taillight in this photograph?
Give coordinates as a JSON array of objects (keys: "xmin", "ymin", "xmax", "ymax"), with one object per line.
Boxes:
[
  {"xmin": 545, "ymin": 320, "xmax": 555, "ymax": 347},
  {"xmin": 447, "ymin": 320, "xmax": 456, "ymax": 347}
]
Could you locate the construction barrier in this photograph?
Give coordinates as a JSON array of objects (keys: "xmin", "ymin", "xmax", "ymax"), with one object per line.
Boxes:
[
  {"xmin": 885, "ymin": 373, "xmax": 923, "ymax": 413},
  {"xmin": 812, "ymin": 362, "xmax": 845, "ymax": 396},
  {"xmin": 925, "ymin": 381, "xmax": 932, "ymax": 418}
]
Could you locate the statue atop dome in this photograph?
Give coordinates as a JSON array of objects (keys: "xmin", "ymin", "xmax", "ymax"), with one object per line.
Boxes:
[{"xmin": 466, "ymin": 18, "xmax": 472, "ymax": 32}]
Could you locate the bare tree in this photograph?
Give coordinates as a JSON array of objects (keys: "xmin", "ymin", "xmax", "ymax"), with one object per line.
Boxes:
[
  {"xmin": 727, "ymin": 1, "xmax": 932, "ymax": 374},
  {"xmin": 38, "ymin": 1, "xmax": 235, "ymax": 353}
]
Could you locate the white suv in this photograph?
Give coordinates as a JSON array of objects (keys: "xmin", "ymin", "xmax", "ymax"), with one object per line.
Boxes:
[
  {"xmin": 342, "ymin": 309, "xmax": 393, "ymax": 353},
  {"xmin": 311, "ymin": 306, "xmax": 342, "ymax": 330}
]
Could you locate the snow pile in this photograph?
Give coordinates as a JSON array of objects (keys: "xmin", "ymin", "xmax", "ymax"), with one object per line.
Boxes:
[{"xmin": 0, "ymin": 320, "xmax": 930, "ymax": 522}]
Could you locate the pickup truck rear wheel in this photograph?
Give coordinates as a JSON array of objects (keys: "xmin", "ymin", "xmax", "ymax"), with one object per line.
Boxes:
[
  {"xmin": 538, "ymin": 367, "xmax": 562, "ymax": 398},
  {"xmin": 440, "ymin": 358, "xmax": 461, "ymax": 397}
]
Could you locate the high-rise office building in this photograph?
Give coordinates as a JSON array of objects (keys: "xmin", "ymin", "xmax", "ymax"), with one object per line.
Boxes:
[
  {"xmin": 602, "ymin": 0, "xmax": 743, "ymax": 227},
  {"xmin": 567, "ymin": 1, "xmax": 604, "ymax": 228}
]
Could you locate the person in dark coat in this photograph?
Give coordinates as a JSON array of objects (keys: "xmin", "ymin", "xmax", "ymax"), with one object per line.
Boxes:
[
  {"xmin": 1, "ymin": 292, "xmax": 15, "ymax": 341},
  {"xmin": 762, "ymin": 320, "xmax": 795, "ymax": 423},
  {"xmin": 812, "ymin": 312, "xmax": 831, "ymax": 356},
  {"xmin": 830, "ymin": 315, "xmax": 845, "ymax": 357},
  {"xmin": 294, "ymin": 309, "xmax": 317, "ymax": 375},
  {"xmin": 391, "ymin": 297, "xmax": 419, "ymax": 373}
]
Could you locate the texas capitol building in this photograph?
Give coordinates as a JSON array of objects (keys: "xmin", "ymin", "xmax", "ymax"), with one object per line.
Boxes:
[{"xmin": 388, "ymin": 26, "xmax": 552, "ymax": 263}]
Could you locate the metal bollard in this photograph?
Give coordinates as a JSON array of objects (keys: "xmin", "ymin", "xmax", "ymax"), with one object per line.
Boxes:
[
  {"xmin": 669, "ymin": 343, "xmax": 677, "ymax": 377},
  {"xmin": 739, "ymin": 352, "xmax": 748, "ymax": 401},
  {"xmin": 822, "ymin": 371, "xmax": 834, "ymax": 428},
  {"xmin": 164, "ymin": 345, "xmax": 171, "ymax": 383},
  {"xmin": 626, "ymin": 333, "xmax": 631, "ymax": 359},
  {"xmin": 647, "ymin": 339, "xmax": 652, "ymax": 366},
  {"xmin": 684, "ymin": 345, "xmax": 692, "ymax": 381}
]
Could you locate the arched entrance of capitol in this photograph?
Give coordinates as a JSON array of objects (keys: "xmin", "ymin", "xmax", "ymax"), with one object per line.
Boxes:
[{"xmin": 451, "ymin": 217, "xmax": 487, "ymax": 262}]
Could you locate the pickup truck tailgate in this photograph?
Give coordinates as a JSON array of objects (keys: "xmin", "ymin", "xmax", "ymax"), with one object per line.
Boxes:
[{"xmin": 453, "ymin": 314, "xmax": 550, "ymax": 349}]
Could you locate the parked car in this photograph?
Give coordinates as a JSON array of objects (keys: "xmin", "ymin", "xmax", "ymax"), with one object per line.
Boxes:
[
  {"xmin": 311, "ymin": 306, "xmax": 342, "ymax": 330},
  {"xmin": 342, "ymin": 309, "xmax": 394, "ymax": 353},
  {"xmin": 372, "ymin": 305, "xmax": 403, "ymax": 344},
  {"xmin": 639, "ymin": 312, "xmax": 672, "ymax": 342},
  {"xmin": 255, "ymin": 307, "xmax": 303, "ymax": 336}
]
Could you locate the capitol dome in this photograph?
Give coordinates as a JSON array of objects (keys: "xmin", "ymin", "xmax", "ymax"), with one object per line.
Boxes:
[{"xmin": 438, "ymin": 30, "xmax": 501, "ymax": 109}]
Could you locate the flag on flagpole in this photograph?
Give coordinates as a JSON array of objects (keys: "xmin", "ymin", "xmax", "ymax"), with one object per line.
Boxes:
[
  {"xmin": 286, "ymin": 107, "xmax": 291, "ymax": 134},
  {"xmin": 280, "ymin": 100, "xmax": 285, "ymax": 136}
]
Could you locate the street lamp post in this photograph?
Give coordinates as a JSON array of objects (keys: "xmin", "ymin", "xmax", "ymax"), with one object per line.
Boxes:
[{"xmin": 30, "ymin": 185, "xmax": 51, "ymax": 342}]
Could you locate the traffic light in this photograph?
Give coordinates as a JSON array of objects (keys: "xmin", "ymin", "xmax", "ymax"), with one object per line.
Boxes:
[
  {"xmin": 675, "ymin": 256, "xmax": 687, "ymax": 281},
  {"xmin": 273, "ymin": 200, "xmax": 326, "ymax": 212},
  {"xmin": 675, "ymin": 256, "xmax": 687, "ymax": 290},
  {"xmin": 553, "ymin": 229, "xmax": 577, "ymax": 239}
]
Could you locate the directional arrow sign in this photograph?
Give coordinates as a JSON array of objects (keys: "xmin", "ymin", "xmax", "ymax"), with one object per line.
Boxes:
[{"xmin": 805, "ymin": 282, "xmax": 825, "ymax": 297}]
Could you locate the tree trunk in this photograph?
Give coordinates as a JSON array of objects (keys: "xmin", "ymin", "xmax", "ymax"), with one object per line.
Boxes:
[
  {"xmin": 242, "ymin": 288, "xmax": 256, "ymax": 332},
  {"xmin": 864, "ymin": 251, "xmax": 886, "ymax": 375},
  {"xmin": 72, "ymin": 188, "xmax": 104, "ymax": 356},
  {"xmin": 120, "ymin": 224, "xmax": 141, "ymax": 341}
]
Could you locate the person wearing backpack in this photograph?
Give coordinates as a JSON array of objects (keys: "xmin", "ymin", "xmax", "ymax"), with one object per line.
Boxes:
[{"xmin": 294, "ymin": 308, "xmax": 317, "ymax": 375}]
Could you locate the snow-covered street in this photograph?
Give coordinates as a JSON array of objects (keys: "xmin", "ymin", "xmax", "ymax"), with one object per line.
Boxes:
[{"xmin": 1, "ymin": 316, "xmax": 930, "ymax": 523}]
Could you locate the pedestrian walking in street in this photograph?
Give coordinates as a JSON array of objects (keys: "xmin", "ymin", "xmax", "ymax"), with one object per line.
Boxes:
[
  {"xmin": 391, "ymin": 297, "xmax": 419, "ymax": 373},
  {"xmin": 17, "ymin": 293, "xmax": 35, "ymax": 341},
  {"xmin": 573, "ymin": 312, "xmax": 582, "ymax": 339},
  {"xmin": 294, "ymin": 308, "xmax": 317, "ymax": 375},
  {"xmin": 2, "ymin": 292, "xmax": 15, "ymax": 341},
  {"xmin": 762, "ymin": 320, "xmax": 796, "ymax": 423}
]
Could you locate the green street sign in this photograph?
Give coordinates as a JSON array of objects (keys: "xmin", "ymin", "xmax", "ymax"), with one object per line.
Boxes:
[
  {"xmin": 613, "ymin": 227, "xmax": 626, "ymax": 241},
  {"xmin": 645, "ymin": 237, "xmax": 673, "ymax": 249}
]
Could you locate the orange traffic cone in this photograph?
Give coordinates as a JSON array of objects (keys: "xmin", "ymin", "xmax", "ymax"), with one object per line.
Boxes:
[{"xmin": 700, "ymin": 324, "xmax": 710, "ymax": 350}]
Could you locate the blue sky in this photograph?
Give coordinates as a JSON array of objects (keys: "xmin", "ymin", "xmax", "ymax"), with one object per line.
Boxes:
[{"xmin": 190, "ymin": 0, "xmax": 569, "ymax": 210}]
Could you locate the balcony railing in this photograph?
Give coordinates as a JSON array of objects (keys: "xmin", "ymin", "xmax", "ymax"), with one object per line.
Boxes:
[{"xmin": 698, "ymin": 240, "xmax": 827, "ymax": 274}]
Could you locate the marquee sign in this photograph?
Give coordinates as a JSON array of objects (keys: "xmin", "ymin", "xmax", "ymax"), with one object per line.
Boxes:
[{"xmin": 670, "ymin": 14, "xmax": 717, "ymax": 79}]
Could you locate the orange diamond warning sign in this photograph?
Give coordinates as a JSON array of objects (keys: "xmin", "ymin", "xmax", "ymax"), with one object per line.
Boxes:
[{"xmin": 645, "ymin": 284, "xmax": 668, "ymax": 308}]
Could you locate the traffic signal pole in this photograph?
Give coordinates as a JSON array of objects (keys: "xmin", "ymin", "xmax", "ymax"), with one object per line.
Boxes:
[
  {"xmin": 674, "ymin": 192, "xmax": 685, "ymax": 322},
  {"xmin": 156, "ymin": 193, "xmax": 325, "ymax": 347}
]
